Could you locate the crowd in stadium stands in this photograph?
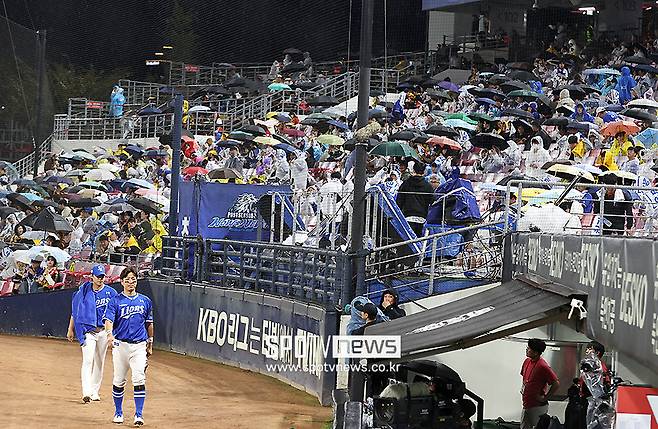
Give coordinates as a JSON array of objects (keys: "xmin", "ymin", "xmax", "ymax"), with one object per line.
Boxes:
[{"xmin": 2, "ymin": 29, "xmax": 658, "ymax": 295}]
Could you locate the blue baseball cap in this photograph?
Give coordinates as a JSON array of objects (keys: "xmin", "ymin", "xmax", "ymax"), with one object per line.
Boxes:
[{"xmin": 91, "ymin": 265, "xmax": 106, "ymax": 277}]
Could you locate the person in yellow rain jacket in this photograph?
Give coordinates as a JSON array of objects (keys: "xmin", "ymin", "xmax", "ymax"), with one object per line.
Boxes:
[
  {"xmin": 143, "ymin": 216, "xmax": 167, "ymax": 255},
  {"xmin": 609, "ymin": 131, "xmax": 634, "ymax": 158},
  {"xmin": 595, "ymin": 150, "xmax": 619, "ymax": 171},
  {"xmin": 568, "ymin": 135, "xmax": 589, "ymax": 162}
]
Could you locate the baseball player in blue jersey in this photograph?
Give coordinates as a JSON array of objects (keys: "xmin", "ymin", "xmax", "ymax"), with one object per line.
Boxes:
[
  {"xmin": 103, "ymin": 267, "xmax": 153, "ymax": 426},
  {"xmin": 67, "ymin": 264, "xmax": 117, "ymax": 403}
]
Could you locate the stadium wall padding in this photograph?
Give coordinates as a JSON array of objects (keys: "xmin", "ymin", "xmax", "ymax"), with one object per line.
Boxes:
[{"xmin": 0, "ymin": 279, "xmax": 338, "ymax": 405}]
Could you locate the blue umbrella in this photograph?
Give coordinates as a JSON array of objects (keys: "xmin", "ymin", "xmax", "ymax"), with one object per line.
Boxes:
[
  {"xmin": 583, "ymin": 68, "xmax": 621, "ymax": 76},
  {"xmin": 45, "ymin": 176, "xmax": 74, "ymax": 185},
  {"xmin": 475, "ymin": 97, "xmax": 496, "ymax": 105},
  {"xmin": 19, "ymin": 192, "xmax": 42, "ymax": 202},
  {"xmin": 273, "ymin": 143, "xmax": 296, "ymax": 154},
  {"xmin": 125, "ymin": 145, "xmax": 144, "ymax": 155},
  {"xmin": 636, "ymin": 128, "xmax": 658, "ymax": 147},
  {"xmin": 327, "ymin": 119, "xmax": 349, "ymax": 130},
  {"xmin": 138, "ymin": 106, "xmax": 162, "ymax": 116},
  {"xmin": 438, "ymin": 81, "xmax": 460, "ymax": 92},
  {"xmin": 216, "ymin": 139, "xmax": 241, "ymax": 148},
  {"xmin": 145, "ymin": 149, "xmax": 168, "ymax": 158},
  {"xmin": 275, "ymin": 113, "xmax": 291, "ymax": 123},
  {"xmin": 605, "ymin": 104, "xmax": 624, "ymax": 112}
]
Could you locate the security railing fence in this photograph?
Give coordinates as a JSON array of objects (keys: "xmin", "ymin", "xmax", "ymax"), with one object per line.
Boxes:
[
  {"xmin": 53, "ymin": 113, "xmax": 174, "ymax": 140},
  {"xmin": 12, "ymin": 133, "xmax": 53, "ymax": 177},
  {"xmin": 160, "ymin": 235, "xmax": 350, "ymax": 307},
  {"xmin": 501, "ymin": 180, "xmax": 658, "ymax": 237}
]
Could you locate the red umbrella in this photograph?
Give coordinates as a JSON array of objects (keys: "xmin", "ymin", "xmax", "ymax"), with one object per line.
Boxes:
[
  {"xmin": 281, "ymin": 128, "xmax": 305, "ymax": 137},
  {"xmin": 425, "ymin": 136, "xmax": 461, "ymax": 151},
  {"xmin": 183, "ymin": 166, "xmax": 208, "ymax": 176}
]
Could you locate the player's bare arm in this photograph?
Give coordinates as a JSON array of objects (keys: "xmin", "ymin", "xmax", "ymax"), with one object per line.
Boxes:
[
  {"xmin": 146, "ymin": 322, "xmax": 154, "ymax": 356},
  {"xmin": 67, "ymin": 316, "xmax": 75, "ymax": 342},
  {"xmin": 104, "ymin": 319, "xmax": 114, "ymax": 349}
]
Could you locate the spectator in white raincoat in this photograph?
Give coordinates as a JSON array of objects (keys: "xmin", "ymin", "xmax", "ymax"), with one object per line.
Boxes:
[{"xmin": 525, "ymin": 136, "xmax": 552, "ymax": 178}]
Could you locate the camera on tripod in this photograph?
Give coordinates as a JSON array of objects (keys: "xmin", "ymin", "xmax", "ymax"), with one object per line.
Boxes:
[{"xmin": 371, "ymin": 360, "xmax": 482, "ymax": 429}]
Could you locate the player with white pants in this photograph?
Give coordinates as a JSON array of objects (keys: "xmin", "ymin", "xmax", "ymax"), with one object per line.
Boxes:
[
  {"xmin": 103, "ymin": 267, "xmax": 153, "ymax": 426},
  {"xmin": 68, "ymin": 264, "xmax": 117, "ymax": 403}
]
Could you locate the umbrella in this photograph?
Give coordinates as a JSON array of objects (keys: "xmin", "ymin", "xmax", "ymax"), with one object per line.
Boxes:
[
  {"xmin": 500, "ymin": 80, "xmax": 530, "ymax": 93},
  {"xmin": 600, "ymin": 170, "xmax": 638, "ymax": 184},
  {"xmin": 208, "ymin": 168, "xmax": 241, "ymax": 180},
  {"xmin": 317, "ymin": 134, "xmax": 345, "ymax": 146},
  {"xmin": 253, "ymin": 136, "xmax": 279, "ymax": 146},
  {"xmin": 507, "ymin": 90, "xmax": 541, "ymax": 100},
  {"xmin": 488, "ymin": 74, "xmax": 509, "ymax": 85},
  {"xmin": 77, "ymin": 189, "xmax": 108, "ymax": 202},
  {"xmin": 425, "ymin": 125, "xmax": 459, "ymax": 138},
  {"xmin": 7, "ymin": 193, "xmax": 33, "ymax": 210},
  {"xmin": 300, "ymin": 118, "xmax": 320, "ymax": 126},
  {"xmin": 307, "ymin": 112, "xmax": 333, "ymax": 121},
  {"xmin": 19, "ymin": 192, "xmax": 42, "ymax": 202},
  {"xmin": 443, "ymin": 113, "xmax": 478, "ymax": 124},
  {"xmin": 238, "ymin": 124, "xmax": 267, "ymax": 136},
  {"xmin": 126, "ymin": 178, "xmax": 155, "ymax": 190},
  {"xmin": 20, "ymin": 230, "xmax": 54, "ymax": 241},
  {"xmin": 470, "ymin": 133, "xmax": 507, "ymax": 149},
  {"xmin": 506, "ymin": 70, "xmax": 538, "ymax": 82},
  {"xmin": 327, "ymin": 119, "xmax": 349, "ymax": 130},
  {"xmin": 97, "ymin": 163, "xmax": 122, "ymax": 173},
  {"xmin": 281, "ymin": 128, "xmax": 305, "ymax": 137},
  {"xmin": 583, "ymin": 68, "xmax": 621, "ymax": 76},
  {"xmin": 425, "ymin": 136, "xmax": 461, "ymax": 150},
  {"xmin": 188, "ymin": 105, "xmax": 211, "ymax": 113},
  {"xmin": 307, "ymin": 96, "xmax": 340, "ymax": 107},
  {"xmin": 78, "ymin": 181, "xmax": 109, "ymax": 191},
  {"xmin": 425, "ymin": 88, "xmax": 453, "ymax": 101},
  {"xmin": 526, "ymin": 188, "xmax": 584, "ymax": 206},
  {"xmin": 0, "ymin": 206, "xmax": 19, "ymax": 218},
  {"xmin": 469, "ymin": 112, "xmax": 496, "ymax": 122},
  {"xmin": 390, "ymin": 130, "xmax": 421, "ymax": 141},
  {"xmin": 31, "ymin": 209, "xmax": 73, "ymax": 233},
  {"xmin": 32, "ymin": 199, "xmax": 59, "ymax": 209},
  {"xmin": 501, "ymin": 108, "xmax": 535, "ymax": 121},
  {"xmin": 633, "ymin": 64, "xmax": 658, "ymax": 74},
  {"xmin": 44, "ymin": 176, "xmax": 74, "ymax": 185},
  {"xmin": 546, "ymin": 164, "xmax": 595, "ymax": 183},
  {"xmin": 183, "ymin": 166, "xmax": 208, "ymax": 176},
  {"xmin": 624, "ymin": 55, "xmax": 651, "ymax": 65},
  {"xmin": 627, "ymin": 99, "xmax": 658, "ymax": 110},
  {"xmin": 475, "ymin": 88, "xmax": 505, "ymax": 99},
  {"xmin": 601, "ymin": 120, "xmax": 641, "ymax": 136},
  {"xmin": 28, "ymin": 245, "xmax": 71, "ymax": 263},
  {"xmin": 396, "ymin": 82, "xmax": 416, "ymax": 91},
  {"xmin": 574, "ymin": 164, "xmax": 603, "ymax": 175},
  {"xmin": 281, "ymin": 62, "xmax": 307, "ymax": 74},
  {"xmin": 84, "ymin": 169, "xmax": 115, "ymax": 181},
  {"xmin": 0, "ymin": 161, "xmax": 18, "ymax": 183},
  {"xmin": 273, "ymin": 143, "xmax": 297, "ymax": 154},
  {"xmin": 128, "ymin": 197, "xmax": 164, "ymax": 215},
  {"xmin": 229, "ymin": 131, "xmax": 255, "ymax": 142},
  {"xmin": 274, "ymin": 113, "xmax": 292, "ymax": 123},
  {"xmin": 438, "ymin": 81, "xmax": 459, "ymax": 92},
  {"xmin": 268, "ymin": 83, "xmax": 291, "ymax": 91},
  {"xmin": 636, "ymin": 128, "xmax": 658, "ymax": 146},
  {"xmin": 475, "ymin": 97, "xmax": 497, "ymax": 105},
  {"xmin": 223, "ymin": 76, "xmax": 246, "ymax": 88},
  {"xmin": 557, "ymin": 85, "xmax": 587, "ymax": 98},
  {"xmin": 72, "ymin": 150, "xmax": 97, "ymax": 162},
  {"xmin": 542, "ymin": 117, "xmax": 569, "ymax": 127},
  {"xmin": 369, "ymin": 141, "xmax": 420, "ymax": 159},
  {"xmin": 97, "ymin": 203, "xmax": 135, "ymax": 214},
  {"xmin": 67, "ymin": 198, "xmax": 101, "ymax": 208},
  {"xmin": 443, "ymin": 119, "xmax": 477, "ymax": 131},
  {"xmin": 138, "ymin": 106, "xmax": 162, "ymax": 116},
  {"xmin": 620, "ymin": 108, "xmax": 657, "ymax": 123},
  {"xmin": 65, "ymin": 169, "xmax": 89, "ymax": 177}
]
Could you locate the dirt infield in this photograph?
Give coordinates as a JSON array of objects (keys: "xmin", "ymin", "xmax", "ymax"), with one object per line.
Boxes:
[{"xmin": 0, "ymin": 335, "xmax": 332, "ymax": 429}]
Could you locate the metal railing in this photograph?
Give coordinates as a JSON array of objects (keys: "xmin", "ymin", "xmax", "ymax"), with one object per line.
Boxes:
[
  {"xmin": 53, "ymin": 113, "xmax": 174, "ymax": 140},
  {"xmin": 501, "ymin": 180, "xmax": 658, "ymax": 237},
  {"xmin": 11, "ymin": 133, "xmax": 53, "ymax": 177},
  {"xmin": 67, "ymin": 98, "xmax": 142, "ymax": 119},
  {"xmin": 160, "ymin": 235, "xmax": 350, "ymax": 307}
]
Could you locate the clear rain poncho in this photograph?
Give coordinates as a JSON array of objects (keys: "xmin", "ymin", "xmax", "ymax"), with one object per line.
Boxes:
[{"xmin": 579, "ymin": 353, "xmax": 614, "ymax": 429}]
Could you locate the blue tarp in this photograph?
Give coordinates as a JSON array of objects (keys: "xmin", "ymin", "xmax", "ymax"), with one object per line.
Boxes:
[{"xmin": 428, "ymin": 170, "xmax": 481, "ymax": 224}]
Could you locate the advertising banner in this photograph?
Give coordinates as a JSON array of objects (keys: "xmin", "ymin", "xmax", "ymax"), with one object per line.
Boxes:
[{"xmin": 506, "ymin": 233, "xmax": 658, "ymax": 374}]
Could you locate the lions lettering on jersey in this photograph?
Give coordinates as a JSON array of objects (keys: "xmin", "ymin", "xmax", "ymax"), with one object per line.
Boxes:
[{"xmin": 103, "ymin": 293, "xmax": 153, "ymax": 343}]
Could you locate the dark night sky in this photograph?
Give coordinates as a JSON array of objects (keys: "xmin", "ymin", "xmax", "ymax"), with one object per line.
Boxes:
[{"xmin": 2, "ymin": 0, "xmax": 426, "ymax": 76}]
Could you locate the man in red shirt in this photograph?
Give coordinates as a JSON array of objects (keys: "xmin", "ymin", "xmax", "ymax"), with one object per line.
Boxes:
[{"xmin": 520, "ymin": 338, "xmax": 560, "ymax": 429}]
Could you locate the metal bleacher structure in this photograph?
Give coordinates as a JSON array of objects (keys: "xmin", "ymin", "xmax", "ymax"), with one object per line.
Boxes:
[
  {"xmin": 14, "ymin": 50, "xmax": 505, "ymax": 309},
  {"xmin": 51, "ymin": 52, "xmax": 427, "ymax": 142}
]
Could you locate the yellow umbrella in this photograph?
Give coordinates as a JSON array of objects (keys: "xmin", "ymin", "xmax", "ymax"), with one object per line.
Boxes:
[
  {"xmin": 317, "ymin": 134, "xmax": 345, "ymax": 146},
  {"xmin": 254, "ymin": 136, "xmax": 280, "ymax": 146},
  {"xmin": 546, "ymin": 164, "xmax": 595, "ymax": 182},
  {"xmin": 517, "ymin": 188, "xmax": 546, "ymax": 201}
]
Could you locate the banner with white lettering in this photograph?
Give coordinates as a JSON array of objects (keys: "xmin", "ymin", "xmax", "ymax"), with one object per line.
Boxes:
[
  {"xmin": 506, "ymin": 233, "xmax": 658, "ymax": 374},
  {"xmin": 140, "ymin": 279, "xmax": 337, "ymax": 405}
]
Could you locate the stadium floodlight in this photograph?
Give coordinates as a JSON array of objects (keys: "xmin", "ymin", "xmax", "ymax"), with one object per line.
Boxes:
[
  {"xmin": 154, "ymin": 52, "xmax": 164, "ymax": 56},
  {"xmin": 162, "ymin": 45, "xmax": 173, "ymax": 49}
]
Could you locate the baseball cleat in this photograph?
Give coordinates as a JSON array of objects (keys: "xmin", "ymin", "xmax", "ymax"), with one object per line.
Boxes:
[
  {"xmin": 90, "ymin": 394, "xmax": 101, "ymax": 401},
  {"xmin": 113, "ymin": 414, "xmax": 124, "ymax": 424},
  {"xmin": 82, "ymin": 395, "xmax": 91, "ymax": 404},
  {"xmin": 134, "ymin": 415, "xmax": 144, "ymax": 426}
]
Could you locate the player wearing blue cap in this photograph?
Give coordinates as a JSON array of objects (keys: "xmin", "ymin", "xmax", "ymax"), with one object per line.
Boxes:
[
  {"xmin": 103, "ymin": 266, "xmax": 153, "ymax": 426},
  {"xmin": 67, "ymin": 264, "xmax": 117, "ymax": 403}
]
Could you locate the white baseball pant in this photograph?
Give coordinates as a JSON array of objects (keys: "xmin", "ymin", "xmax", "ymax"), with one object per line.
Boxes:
[
  {"xmin": 111, "ymin": 340, "xmax": 147, "ymax": 388},
  {"xmin": 81, "ymin": 330, "xmax": 110, "ymax": 398}
]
